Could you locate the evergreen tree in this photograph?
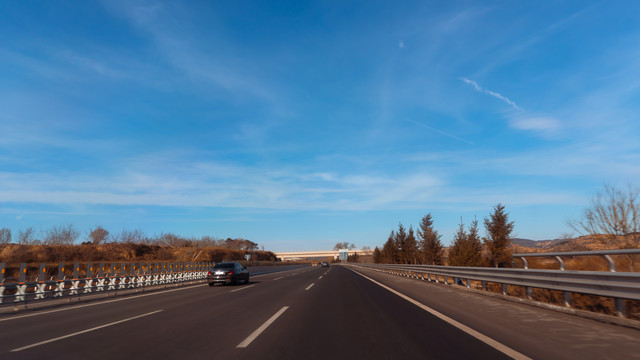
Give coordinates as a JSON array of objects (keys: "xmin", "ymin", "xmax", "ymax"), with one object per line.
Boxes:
[
  {"xmin": 449, "ymin": 218, "xmax": 485, "ymax": 267},
  {"xmin": 394, "ymin": 223, "xmax": 407, "ymax": 263},
  {"xmin": 465, "ymin": 219, "xmax": 484, "ymax": 266},
  {"xmin": 403, "ymin": 226, "xmax": 419, "ymax": 264},
  {"xmin": 447, "ymin": 220, "xmax": 467, "ymax": 266},
  {"xmin": 417, "ymin": 213, "xmax": 444, "ymax": 265},
  {"xmin": 373, "ymin": 247, "xmax": 383, "ymax": 263},
  {"xmin": 484, "ymin": 203, "xmax": 514, "ymax": 268},
  {"xmin": 382, "ymin": 230, "xmax": 399, "ymax": 263}
]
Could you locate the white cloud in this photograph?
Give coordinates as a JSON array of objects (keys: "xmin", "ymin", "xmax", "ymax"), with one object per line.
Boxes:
[
  {"xmin": 398, "ymin": 40, "xmax": 405, "ymax": 49},
  {"xmin": 460, "ymin": 77, "xmax": 522, "ymax": 110},
  {"xmin": 509, "ymin": 116, "xmax": 561, "ymax": 133}
]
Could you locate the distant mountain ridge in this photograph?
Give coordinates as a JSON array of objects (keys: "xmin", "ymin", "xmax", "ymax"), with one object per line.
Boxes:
[
  {"xmin": 510, "ymin": 238, "xmax": 563, "ymax": 248},
  {"xmin": 510, "ymin": 235, "xmax": 624, "ymax": 253}
]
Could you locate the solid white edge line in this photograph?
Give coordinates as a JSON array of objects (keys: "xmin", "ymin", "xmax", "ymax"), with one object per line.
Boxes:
[
  {"xmin": 236, "ymin": 306, "xmax": 289, "ymax": 348},
  {"xmin": 230, "ymin": 285, "xmax": 256, "ymax": 293},
  {"xmin": 305, "ymin": 283, "xmax": 315, "ymax": 291},
  {"xmin": 319, "ymin": 276, "xmax": 323, "ymax": 279},
  {"xmin": 348, "ymin": 267, "xmax": 533, "ymax": 360},
  {"xmin": 273, "ymin": 277, "xmax": 283, "ymax": 281},
  {"xmin": 11, "ymin": 310, "xmax": 164, "ymax": 352}
]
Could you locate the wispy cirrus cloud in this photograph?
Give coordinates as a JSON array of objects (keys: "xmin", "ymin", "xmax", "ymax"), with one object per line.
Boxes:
[
  {"xmin": 460, "ymin": 77, "xmax": 522, "ymax": 110},
  {"xmin": 509, "ymin": 116, "xmax": 560, "ymax": 133},
  {"xmin": 408, "ymin": 119, "xmax": 475, "ymax": 145},
  {"xmin": 460, "ymin": 77, "xmax": 565, "ymax": 136},
  {"xmin": 102, "ymin": 0, "xmax": 282, "ymax": 105}
]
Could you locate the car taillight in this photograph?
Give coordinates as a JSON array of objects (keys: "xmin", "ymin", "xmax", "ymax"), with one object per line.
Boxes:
[
  {"xmin": 228, "ymin": 271, "xmax": 234, "ymax": 275},
  {"xmin": 207, "ymin": 271, "xmax": 212, "ymax": 275}
]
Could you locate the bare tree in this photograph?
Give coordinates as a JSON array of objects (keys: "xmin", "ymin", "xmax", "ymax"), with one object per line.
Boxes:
[
  {"xmin": 333, "ymin": 242, "xmax": 355, "ymax": 250},
  {"xmin": 44, "ymin": 224, "xmax": 80, "ymax": 245},
  {"xmin": 88, "ymin": 226, "xmax": 110, "ymax": 245},
  {"xmin": 569, "ymin": 184, "xmax": 640, "ymax": 270},
  {"xmin": 569, "ymin": 184, "xmax": 640, "ymax": 248},
  {"xmin": 115, "ymin": 229, "xmax": 145, "ymax": 244},
  {"xmin": 0, "ymin": 228, "xmax": 11, "ymax": 244},
  {"xmin": 17, "ymin": 227, "xmax": 38, "ymax": 245}
]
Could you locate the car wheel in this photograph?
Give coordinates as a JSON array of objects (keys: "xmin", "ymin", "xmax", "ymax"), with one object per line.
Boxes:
[
  {"xmin": 208, "ymin": 282, "xmax": 214, "ymax": 287},
  {"xmin": 245, "ymin": 275, "xmax": 250, "ymax": 284}
]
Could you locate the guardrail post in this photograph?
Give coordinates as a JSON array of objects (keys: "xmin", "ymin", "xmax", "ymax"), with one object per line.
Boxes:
[
  {"xmin": 16, "ymin": 263, "xmax": 28, "ymax": 302},
  {"xmin": 86, "ymin": 262, "xmax": 94, "ymax": 294},
  {"xmin": 563, "ymin": 292, "xmax": 571, "ymax": 307},
  {"xmin": 71, "ymin": 262, "xmax": 80, "ymax": 295},
  {"xmin": 501, "ymin": 283, "xmax": 508, "ymax": 296},
  {"xmin": 38, "ymin": 263, "xmax": 46, "ymax": 282},
  {"xmin": 35, "ymin": 263, "xmax": 47, "ymax": 300},
  {"xmin": 57, "ymin": 263, "xmax": 64, "ymax": 280},
  {"xmin": 519, "ymin": 257, "xmax": 529, "ymax": 269},
  {"xmin": 615, "ymin": 299, "xmax": 626, "ymax": 317},
  {"xmin": 0, "ymin": 263, "xmax": 5, "ymax": 304},
  {"xmin": 54, "ymin": 263, "xmax": 64, "ymax": 297},
  {"xmin": 526, "ymin": 287, "xmax": 533, "ymax": 300},
  {"xmin": 74, "ymin": 263, "xmax": 80, "ymax": 279},
  {"xmin": 19, "ymin": 263, "xmax": 27, "ymax": 283},
  {"xmin": 481, "ymin": 281, "xmax": 487, "ymax": 291},
  {"xmin": 603, "ymin": 255, "xmax": 616, "ymax": 272},
  {"xmin": 555, "ymin": 256, "xmax": 565, "ymax": 271},
  {"xmin": 98, "ymin": 262, "xmax": 105, "ymax": 292}
]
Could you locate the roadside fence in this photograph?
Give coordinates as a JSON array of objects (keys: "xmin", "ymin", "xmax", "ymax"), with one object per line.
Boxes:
[{"xmin": 0, "ymin": 261, "xmax": 213, "ymax": 305}]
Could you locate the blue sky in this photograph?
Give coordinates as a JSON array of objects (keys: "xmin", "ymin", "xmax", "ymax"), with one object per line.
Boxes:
[{"xmin": 1, "ymin": 1, "xmax": 639, "ymax": 251}]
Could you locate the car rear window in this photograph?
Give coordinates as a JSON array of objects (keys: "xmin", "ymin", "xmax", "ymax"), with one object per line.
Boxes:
[{"xmin": 213, "ymin": 263, "xmax": 235, "ymax": 269}]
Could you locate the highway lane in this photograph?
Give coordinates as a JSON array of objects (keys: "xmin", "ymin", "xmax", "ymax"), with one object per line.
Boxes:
[
  {"xmin": 347, "ymin": 265, "xmax": 640, "ymax": 360},
  {"xmin": 244, "ymin": 265, "xmax": 513, "ymax": 360},
  {"xmin": 1, "ymin": 264, "xmax": 638, "ymax": 359},
  {"xmin": 1, "ymin": 266, "xmax": 320, "ymax": 359}
]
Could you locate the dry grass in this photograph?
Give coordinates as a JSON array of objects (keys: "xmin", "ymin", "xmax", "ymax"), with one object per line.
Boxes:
[{"xmin": 0, "ymin": 243, "xmax": 278, "ymax": 264}]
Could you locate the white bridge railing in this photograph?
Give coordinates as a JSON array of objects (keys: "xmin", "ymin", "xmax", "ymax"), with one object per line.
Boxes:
[
  {"xmin": 357, "ymin": 249, "xmax": 640, "ymax": 318},
  {"xmin": 0, "ymin": 261, "xmax": 213, "ymax": 305}
]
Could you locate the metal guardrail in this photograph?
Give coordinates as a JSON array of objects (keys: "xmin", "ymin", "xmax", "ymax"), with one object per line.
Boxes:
[
  {"xmin": 359, "ymin": 250, "xmax": 640, "ymax": 318},
  {"xmin": 0, "ymin": 261, "xmax": 214, "ymax": 305},
  {"xmin": 513, "ymin": 249, "xmax": 640, "ymax": 272}
]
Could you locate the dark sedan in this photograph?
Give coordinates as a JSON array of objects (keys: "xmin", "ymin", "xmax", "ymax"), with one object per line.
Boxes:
[{"xmin": 207, "ymin": 262, "xmax": 250, "ymax": 286}]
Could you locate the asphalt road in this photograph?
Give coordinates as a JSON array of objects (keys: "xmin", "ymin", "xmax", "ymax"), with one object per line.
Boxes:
[{"xmin": 1, "ymin": 264, "xmax": 638, "ymax": 359}]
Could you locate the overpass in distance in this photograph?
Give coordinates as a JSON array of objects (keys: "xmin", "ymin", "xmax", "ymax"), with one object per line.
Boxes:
[{"xmin": 274, "ymin": 249, "xmax": 374, "ymax": 261}]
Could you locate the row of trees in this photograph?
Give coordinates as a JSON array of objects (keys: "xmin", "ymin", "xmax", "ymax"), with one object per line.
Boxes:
[
  {"xmin": 373, "ymin": 204, "xmax": 514, "ymax": 267},
  {"xmin": 0, "ymin": 225, "xmax": 80, "ymax": 246},
  {"xmin": 0, "ymin": 225, "xmax": 260, "ymax": 251}
]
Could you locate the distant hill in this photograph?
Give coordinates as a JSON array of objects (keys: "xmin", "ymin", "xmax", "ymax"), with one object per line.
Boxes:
[
  {"xmin": 510, "ymin": 235, "xmax": 625, "ymax": 253},
  {"xmin": 511, "ymin": 238, "xmax": 559, "ymax": 248}
]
